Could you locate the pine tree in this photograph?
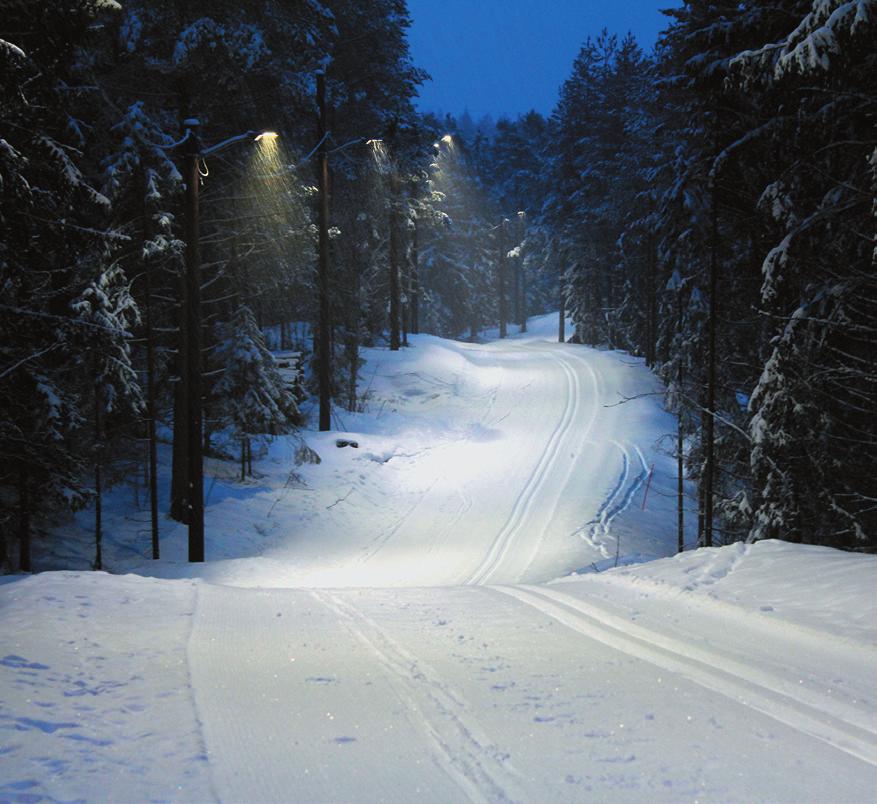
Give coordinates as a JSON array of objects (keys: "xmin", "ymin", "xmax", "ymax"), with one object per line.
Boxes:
[
  {"xmin": 732, "ymin": 0, "xmax": 877, "ymax": 548},
  {"xmin": 212, "ymin": 305, "xmax": 297, "ymax": 479},
  {"xmin": 0, "ymin": 0, "xmax": 132, "ymax": 571}
]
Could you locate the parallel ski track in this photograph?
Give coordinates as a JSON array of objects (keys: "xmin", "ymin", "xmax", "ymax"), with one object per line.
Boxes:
[
  {"xmin": 312, "ymin": 590, "xmax": 522, "ymax": 803},
  {"xmin": 583, "ymin": 441, "xmax": 630, "ymax": 557},
  {"xmin": 466, "ymin": 349, "xmax": 581, "ymax": 586},
  {"xmin": 427, "ymin": 483, "xmax": 474, "ymax": 556},
  {"xmin": 493, "ymin": 584, "xmax": 877, "ymax": 768},
  {"xmin": 514, "ymin": 350, "xmax": 602, "ymax": 581},
  {"xmin": 358, "ymin": 477, "xmax": 439, "ymax": 565}
]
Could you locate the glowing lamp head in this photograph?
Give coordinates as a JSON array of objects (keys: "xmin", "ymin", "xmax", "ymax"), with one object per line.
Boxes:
[
  {"xmin": 255, "ymin": 131, "xmax": 279, "ymax": 142},
  {"xmin": 441, "ymin": 134, "xmax": 453, "ymax": 145}
]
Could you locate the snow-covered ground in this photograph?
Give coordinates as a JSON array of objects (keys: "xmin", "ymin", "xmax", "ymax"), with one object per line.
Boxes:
[{"xmin": 2, "ymin": 314, "xmax": 876, "ymax": 801}]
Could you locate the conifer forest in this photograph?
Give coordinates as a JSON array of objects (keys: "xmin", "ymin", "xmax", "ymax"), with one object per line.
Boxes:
[{"xmin": 1, "ymin": 2, "xmax": 876, "ymax": 801}]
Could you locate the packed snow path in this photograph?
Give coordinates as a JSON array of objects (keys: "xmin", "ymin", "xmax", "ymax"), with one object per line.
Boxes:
[
  {"xmin": 4, "ymin": 316, "xmax": 877, "ymax": 801},
  {"xmin": 147, "ymin": 313, "xmax": 678, "ymax": 589},
  {"xmin": 186, "ymin": 558, "xmax": 877, "ymax": 803}
]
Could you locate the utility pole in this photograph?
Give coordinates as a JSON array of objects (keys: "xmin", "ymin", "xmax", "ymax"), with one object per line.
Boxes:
[
  {"xmin": 558, "ymin": 256, "xmax": 566, "ymax": 344},
  {"xmin": 182, "ymin": 118, "xmax": 204, "ymax": 562},
  {"xmin": 517, "ymin": 211, "xmax": 527, "ymax": 333},
  {"xmin": 141, "ymin": 167, "xmax": 160, "ymax": 560},
  {"xmin": 677, "ymin": 292, "xmax": 685, "ymax": 554},
  {"xmin": 410, "ymin": 205, "xmax": 420, "ymax": 335},
  {"xmin": 316, "ymin": 73, "xmax": 332, "ymax": 431},
  {"xmin": 703, "ymin": 183, "xmax": 718, "ymax": 549},
  {"xmin": 646, "ymin": 234, "xmax": 657, "ymax": 368},
  {"xmin": 512, "ymin": 236, "xmax": 520, "ymax": 329},
  {"xmin": 703, "ymin": 117, "xmax": 722, "ymax": 550},
  {"xmin": 389, "ymin": 172, "xmax": 401, "ymax": 350},
  {"xmin": 499, "ymin": 218, "xmax": 508, "ymax": 338}
]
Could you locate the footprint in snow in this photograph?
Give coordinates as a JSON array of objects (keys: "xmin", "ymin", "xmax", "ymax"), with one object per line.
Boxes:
[{"xmin": 1, "ymin": 655, "xmax": 50, "ymax": 671}]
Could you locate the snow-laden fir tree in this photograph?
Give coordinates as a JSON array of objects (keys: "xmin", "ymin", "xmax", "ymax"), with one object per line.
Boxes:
[
  {"xmin": 72, "ymin": 262, "xmax": 143, "ymax": 569},
  {"xmin": 0, "ymin": 0, "xmax": 133, "ymax": 571},
  {"xmin": 731, "ymin": 0, "xmax": 877, "ymax": 548},
  {"xmin": 212, "ymin": 305, "xmax": 298, "ymax": 480}
]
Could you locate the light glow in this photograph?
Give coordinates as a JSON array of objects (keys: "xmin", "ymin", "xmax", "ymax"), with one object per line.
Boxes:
[{"xmin": 255, "ymin": 131, "xmax": 279, "ymax": 142}]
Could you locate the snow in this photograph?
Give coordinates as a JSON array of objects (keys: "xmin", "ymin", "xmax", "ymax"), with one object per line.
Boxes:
[{"xmin": 3, "ymin": 313, "xmax": 876, "ymax": 801}]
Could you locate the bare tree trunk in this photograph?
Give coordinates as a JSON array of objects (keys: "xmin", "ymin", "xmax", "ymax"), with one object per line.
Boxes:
[
  {"xmin": 18, "ymin": 463, "xmax": 30, "ymax": 572},
  {"xmin": 411, "ymin": 213, "xmax": 420, "ymax": 335},
  {"xmin": 389, "ymin": 174, "xmax": 401, "ymax": 351},
  {"xmin": 512, "ymin": 253, "xmax": 520, "ymax": 330},
  {"xmin": 0, "ymin": 504, "xmax": 7, "ymax": 569},
  {"xmin": 703, "ymin": 175, "xmax": 719, "ymax": 549},
  {"xmin": 345, "ymin": 254, "xmax": 360, "ymax": 412},
  {"xmin": 241, "ymin": 438, "xmax": 246, "ymax": 482},
  {"xmin": 316, "ymin": 73, "xmax": 332, "ymax": 432},
  {"xmin": 499, "ymin": 220, "xmax": 507, "ymax": 338},
  {"xmin": 678, "ymin": 419, "xmax": 685, "ymax": 553},
  {"xmin": 401, "ymin": 202, "xmax": 409, "ymax": 348},
  {"xmin": 142, "ymin": 168, "xmax": 160, "ymax": 559},
  {"xmin": 604, "ymin": 255, "xmax": 615, "ymax": 347},
  {"xmin": 346, "ymin": 334, "xmax": 358, "ymax": 411},
  {"xmin": 519, "ymin": 259, "xmax": 527, "ymax": 333},
  {"xmin": 677, "ymin": 298, "xmax": 685, "ymax": 554},
  {"xmin": 246, "ymin": 438, "xmax": 253, "ymax": 477},
  {"xmin": 170, "ymin": 270, "xmax": 189, "ymax": 522},
  {"xmin": 558, "ymin": 263, "xmax": 566, "ymax": 344},
  {"xmin": 646, "ymin": 235, "xmax": 657, "ymax": 367},
  {"xmin": 94, "ymin": 377, "xmax": 103, "ymax": 571}
]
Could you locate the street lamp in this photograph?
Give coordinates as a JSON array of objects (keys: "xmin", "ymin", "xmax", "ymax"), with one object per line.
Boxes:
[
  {"xmin": 516, "ymin": 210, "xmax": 527, "ymax": 333},
  {"xmin": 498, "ymin": 217, "xmax": 509, "ymax": 339},
  {"xmin": 179, "ymin": 118, "xmax": 278, "ymax": 562}
]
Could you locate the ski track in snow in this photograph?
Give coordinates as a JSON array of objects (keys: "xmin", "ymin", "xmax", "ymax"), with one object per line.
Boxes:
[
  {"xmin": 494, "ymin": 584, "xmax": 877, "ymax": 768},
  {"xmin": 358, "ymin": 476, "xmax": 440, "ymax": 565},
  {"xmin": 466, "ymin": 349, "xmax": 582, "ymax": 586},
  {"xmin": 580, "ymin": 442, "xmax": 648, "ymax": 560},
  {"xmin": 426, "ymin": 482, "xmax": 474, "ymax": 556},
  {"xmin": 16, "ymin": 315, "xmax": 877, "ymax": 801},
  {"xmin": 312, "ymin": 590, "xmax": 523, "ymax": 803}
]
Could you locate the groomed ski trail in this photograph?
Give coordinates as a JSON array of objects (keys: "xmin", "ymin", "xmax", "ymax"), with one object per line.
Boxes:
[{"xmin": 493, "ymin": 584, "xmax": 877, "ymax": 767}]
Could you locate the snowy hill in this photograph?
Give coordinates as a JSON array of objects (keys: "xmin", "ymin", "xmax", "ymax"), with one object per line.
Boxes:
[
  {"xmin": 40, "ymin": 312, "xmax": 689, "ymax": 585},
  {"xmin": 2, "ymin": 315, "xmax": 876, "ymax": 802}
]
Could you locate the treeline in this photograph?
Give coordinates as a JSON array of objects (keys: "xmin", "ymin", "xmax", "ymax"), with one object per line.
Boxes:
[
  {"xmin": 2, "ymin": 0, "xmax": 872, "ymax": 570},
  {"xmin": 543, "ymin": 1, "xmax": 876, "ymax": 550},
  {"xmin": 0, "ymin": 0, "xmax": 557, "ymax": 572},
  {"xmin": 0, "ymin": 0, "xmax": 441, "ymax": 570}
]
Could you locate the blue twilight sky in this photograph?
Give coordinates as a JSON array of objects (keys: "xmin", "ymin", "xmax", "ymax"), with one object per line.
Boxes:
[{"xmin": 406, "ymin": 0, "xmax": 676, "ymax": 121}]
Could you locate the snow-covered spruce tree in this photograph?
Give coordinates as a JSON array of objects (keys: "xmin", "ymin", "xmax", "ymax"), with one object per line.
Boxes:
[
  {"xmin": 486, "ymin": 111, "xmax": 554, "ymax": 325},
  {"xmin": 290, "ymin": 0, "xmax": 426, "ymax": 407},
  {"xmin": 212, "ymin": 305, "xmax": 298, "ymax": 480},
  {"xmin": 731, "ymin": 0, "xmax": 877, "ymax": 548},
  {"xmin": 599, "ymin": 34, "xmax": 655, "ymax": 357},
  {"xmin": 102, "ymin": 0, "xmax": 334, "ymax": 517},
  {"xmin": 71, "ymin": 262, "xmax": 143, "ymax": 569},
  {"xmin": 0, "ymin": 0, "xmax": 135, "ymax": 571},
  {"xmin": 548, "ymin": 32, "xmax": 619, "ymax": 347},
  {"xmin": 420, "ymin": 128, "xmax": 499, "ymax": 339},
  {"xmin": 652, "ymin": 0, "xmax": 777, "ymax": 546},
  {"xmin": 100, "ymin": 101, "xmax": 185, "ymax": 558}
]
